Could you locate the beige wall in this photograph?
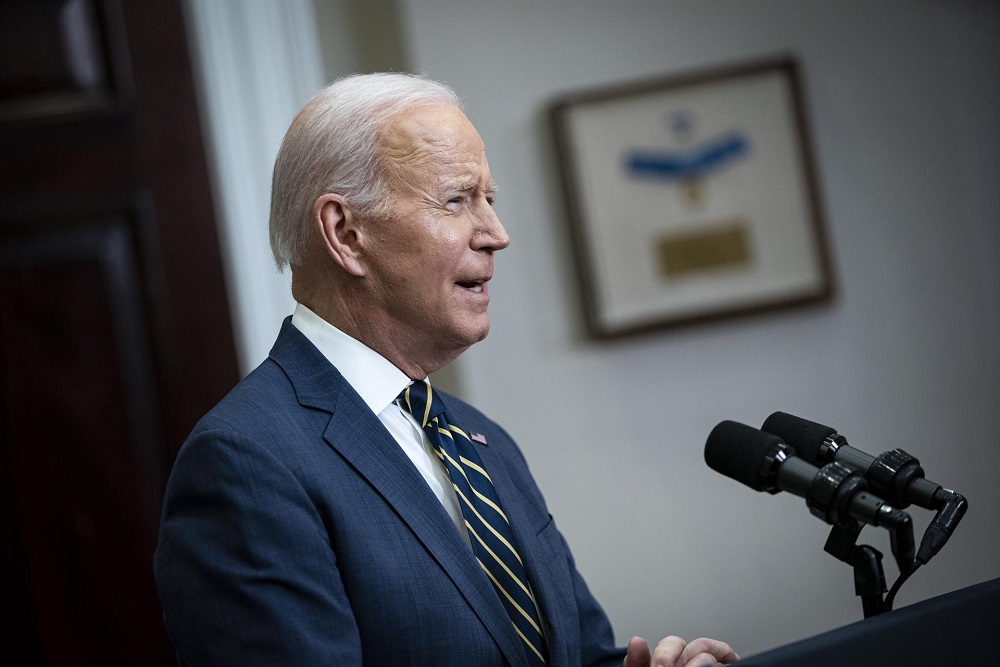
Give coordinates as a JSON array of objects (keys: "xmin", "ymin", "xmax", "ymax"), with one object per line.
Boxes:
[{"xmin": 390, "ymin": 0, "xmax": 1000, "ymax": 656}]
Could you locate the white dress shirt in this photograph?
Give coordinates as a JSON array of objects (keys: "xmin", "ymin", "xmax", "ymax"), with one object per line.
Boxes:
[{"xmin": 290, "ymin": 303, "xmax": 469, "ymax": 543}]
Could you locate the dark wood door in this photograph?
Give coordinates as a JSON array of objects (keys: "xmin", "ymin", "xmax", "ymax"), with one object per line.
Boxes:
[{"xmin": 0, "ymin": 1, "xmax": 240, "ymax": 664}]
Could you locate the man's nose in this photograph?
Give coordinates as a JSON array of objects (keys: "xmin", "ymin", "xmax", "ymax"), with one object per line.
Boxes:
[{"xmin": 474, "ymin": 205, "xmax": 510, "ymax": 252}]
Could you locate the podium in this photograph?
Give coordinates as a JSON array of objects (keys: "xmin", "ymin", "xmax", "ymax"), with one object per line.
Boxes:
[{"xmin": 737, "ymin": 577, "xmax": 1000, "ymax": 666}]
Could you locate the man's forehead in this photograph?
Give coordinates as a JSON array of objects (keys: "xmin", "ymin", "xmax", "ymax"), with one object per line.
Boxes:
[
  {"xmin": 381, "ymin": 104, "xmax": 493, "ymax": 185},
  {"xmin": 383, "ymin": 104, "xmax": 484, "ymax": 153}
]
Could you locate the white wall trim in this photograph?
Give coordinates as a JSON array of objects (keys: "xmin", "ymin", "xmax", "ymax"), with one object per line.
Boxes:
[{"xmin": 183, "ymin": 0, "xmax": 326, "ymax": 374}]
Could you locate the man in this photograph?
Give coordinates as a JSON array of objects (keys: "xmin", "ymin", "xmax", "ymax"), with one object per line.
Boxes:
[{"xmin": 154, "ymin": 72, "xmax": 737, "ymax": 667}]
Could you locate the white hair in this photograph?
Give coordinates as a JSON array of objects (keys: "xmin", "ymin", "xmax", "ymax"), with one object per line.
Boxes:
[{"xmin": 268, "ymin": 72, "xmax": 462, "ymax": 270}]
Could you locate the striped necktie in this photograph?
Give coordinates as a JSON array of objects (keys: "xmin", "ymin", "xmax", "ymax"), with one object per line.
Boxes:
[{"xmin": 399, "ymin": 381, "xmax": 548, "ymax": 666}]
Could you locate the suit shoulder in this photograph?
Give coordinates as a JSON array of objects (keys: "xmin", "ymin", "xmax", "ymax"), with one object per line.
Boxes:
[{"xmin": 188, "ymin": 358, "xmax": 303, "ymax": 439}]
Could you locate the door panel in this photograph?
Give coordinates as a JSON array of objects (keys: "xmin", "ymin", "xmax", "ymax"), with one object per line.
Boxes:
[{"xmin": 0, "ymin": 1, "xmax": 239, "ymax": 664}]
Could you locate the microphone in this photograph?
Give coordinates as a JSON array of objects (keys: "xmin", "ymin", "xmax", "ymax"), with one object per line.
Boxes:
[
  {"xmin": 761, "ymin": 412, "xmax": 967, "ymax": 564},
  {"xmin": 705, "ymin": 420, "xmax": 912, "ymax": 531},
  {"xmin": 761, "ymin": 412, "xmax": 940, "ymax": 508}
]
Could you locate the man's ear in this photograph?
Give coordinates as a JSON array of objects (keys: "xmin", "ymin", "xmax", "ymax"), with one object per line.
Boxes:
[{"xmin": 314, "ymin": 193, "xmax": 365, "ymax": 277}]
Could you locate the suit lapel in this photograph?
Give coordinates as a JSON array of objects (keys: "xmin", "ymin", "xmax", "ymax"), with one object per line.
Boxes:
[{"xmin": 269, "ymin": 320, "xmax": 526, "ymax": 667}]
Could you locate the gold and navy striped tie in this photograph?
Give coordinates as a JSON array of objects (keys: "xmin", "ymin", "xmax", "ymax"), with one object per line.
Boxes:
[{"xmin": 400, "ymin": 381, "xmax": 547, "ymax": 666}]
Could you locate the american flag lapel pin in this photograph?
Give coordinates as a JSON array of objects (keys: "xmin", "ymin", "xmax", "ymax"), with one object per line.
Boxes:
[{"xmin": 470, "ymin": 432, "xmax": 488, "ymax": 445}]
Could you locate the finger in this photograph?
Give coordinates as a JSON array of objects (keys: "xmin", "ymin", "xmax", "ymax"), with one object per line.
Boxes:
[
  {"xmin": 623, "ymin": 636, "xmax": 650, "ymax": 667},
  {"xmin": 678, "ymin": 638, "xmax": 740, "ymax": 666},
  {"xmin": 650, "ymin": 635, "xmax": 688, "ymax": 667},
  {"xmin": 679, "ymin": 654, "xmax": 720, "ymax": 667}
]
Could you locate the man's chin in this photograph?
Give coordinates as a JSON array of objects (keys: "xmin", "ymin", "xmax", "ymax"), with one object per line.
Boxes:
[
  {"xmin": 452, "ymin": 318, "xmax": 490, "ymax": 349},
  {"xmin": 472, "ymin": 318, "xmax": 491, "ymax": 343}
]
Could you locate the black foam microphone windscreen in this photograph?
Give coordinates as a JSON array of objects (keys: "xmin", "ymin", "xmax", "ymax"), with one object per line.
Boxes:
[
  {"xmin": 705, "ymin": 420, "xmax": 790, "ymax": 492},
  {"xmin": 761, "ymin": 411, "xmax": 835, "ymax": 463}
]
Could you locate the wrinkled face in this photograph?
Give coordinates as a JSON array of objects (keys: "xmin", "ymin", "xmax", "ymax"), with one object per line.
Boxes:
[{"xmin": 361, "ymin": 103, "xmax": 510, "ymax": 358}]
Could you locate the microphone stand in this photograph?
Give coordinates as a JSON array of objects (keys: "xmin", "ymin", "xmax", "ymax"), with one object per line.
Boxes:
[
  {"xmin": 823, "ymin": 517, "xmax": 916, "ymax": 618},
  {"xmin": 824, "ymin": 520, "xmax": 888, "ymax": 618}
]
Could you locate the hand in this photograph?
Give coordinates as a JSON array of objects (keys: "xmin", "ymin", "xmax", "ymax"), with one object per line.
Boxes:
[{"xmin": 624, "ymin": 635, "xmax": 739, "ymax": 667}]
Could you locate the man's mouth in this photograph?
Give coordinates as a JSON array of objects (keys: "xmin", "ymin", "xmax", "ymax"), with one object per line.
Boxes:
[{"xmin": 457, "ymin": 280, "xmax": 484, "ymax": 293}]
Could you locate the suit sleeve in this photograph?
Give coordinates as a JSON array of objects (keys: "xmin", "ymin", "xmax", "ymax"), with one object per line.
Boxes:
[
  {"xmin": 557, "ymin": 526, "xmax": 628, "ymax": 667},
  {"xmin": 153, "ymin": 427, "xmax": 361, "ymax": 666}
]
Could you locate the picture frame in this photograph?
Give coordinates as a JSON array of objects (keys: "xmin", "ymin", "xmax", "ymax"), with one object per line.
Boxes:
[{"xmin": 550, "ymin": 56, "xmax": 834, "ymax": 338}]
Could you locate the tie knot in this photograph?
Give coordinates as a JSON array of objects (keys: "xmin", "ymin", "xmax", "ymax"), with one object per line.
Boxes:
[{"xmin": 398, "ymin": 381, "xmax": 447, "ymax": 428}]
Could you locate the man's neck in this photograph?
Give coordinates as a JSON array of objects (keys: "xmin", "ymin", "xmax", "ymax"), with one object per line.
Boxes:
[{"xmin": 294, "ymin": 284, "xmax": 461, "ymax": 381}]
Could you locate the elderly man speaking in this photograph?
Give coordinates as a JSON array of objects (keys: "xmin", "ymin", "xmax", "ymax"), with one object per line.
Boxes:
[{"xmin": 154, "ymin": 72, "xmax": 737, "ymax": 667}]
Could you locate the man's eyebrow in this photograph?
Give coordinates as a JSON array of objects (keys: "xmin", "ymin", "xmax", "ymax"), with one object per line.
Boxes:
[{"xmin": 453, "ymin": 182, "xmax": 499, "ymax": 194}]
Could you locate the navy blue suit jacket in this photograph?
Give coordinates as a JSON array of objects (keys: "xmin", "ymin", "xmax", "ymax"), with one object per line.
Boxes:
[{"xmin": 154, "ymin": 319, "xmax": 626, "ymax": 666}]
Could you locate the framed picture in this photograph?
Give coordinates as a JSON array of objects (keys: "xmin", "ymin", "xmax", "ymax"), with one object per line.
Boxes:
[{"xmin": 550, "ymin": 57, "xmax": 834, "ymax": 338}]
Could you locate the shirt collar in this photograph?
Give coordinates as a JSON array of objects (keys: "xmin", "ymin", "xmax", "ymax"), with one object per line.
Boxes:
[{"xmin": 290, "ymin": 302, "xmax": 412, "ymax": 415}]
